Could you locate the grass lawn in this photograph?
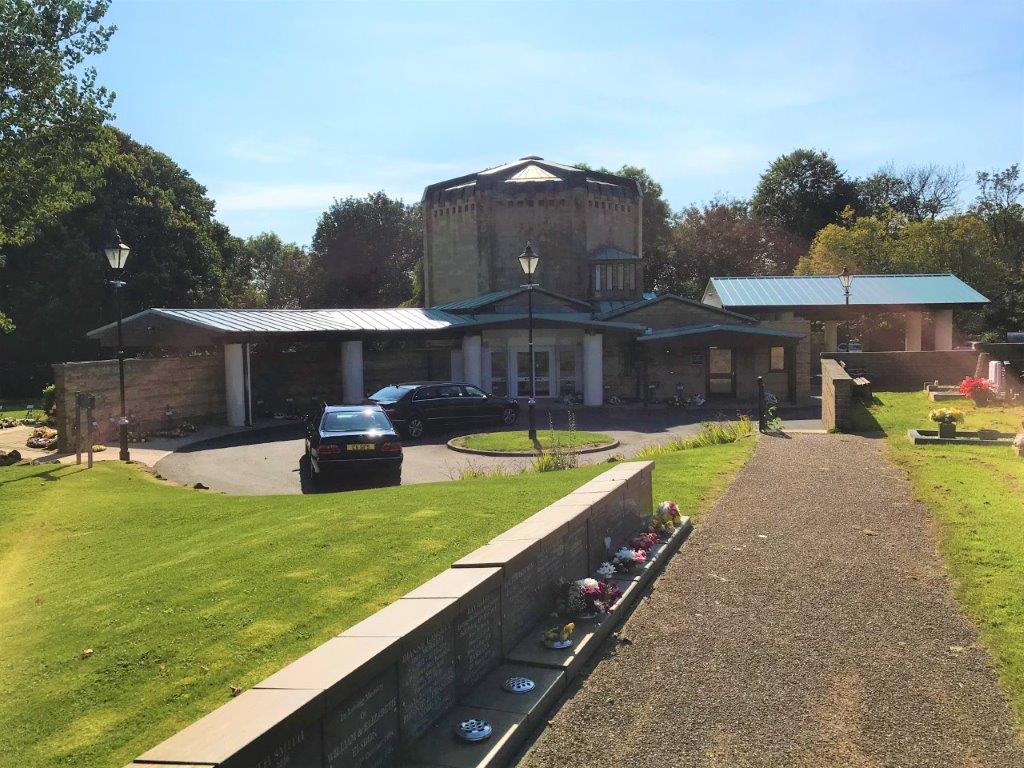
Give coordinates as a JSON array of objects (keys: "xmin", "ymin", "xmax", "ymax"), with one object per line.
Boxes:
[
  {"xmin": 852, "ymin": 392, "xmax": 1024, "ymax": 723},
  {"xmin": 0, "ymin": 438, "xmax": 753, "ymax": 768},
  {"xmin": 453, "ymin": 429, "xmax": 615, "ymax": 453},
  {"xmin": 0, "ymin": 399, "xmax": 41, "ymax": 421}
]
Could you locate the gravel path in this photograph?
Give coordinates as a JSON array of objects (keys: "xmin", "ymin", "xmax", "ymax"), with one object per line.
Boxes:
[{"xmin": 518, "ymin": 433, "xmax": 1024, "ymax": 767}]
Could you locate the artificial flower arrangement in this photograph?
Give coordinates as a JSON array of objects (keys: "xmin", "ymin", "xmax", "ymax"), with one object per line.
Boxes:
[
  {"xmin": 596, "ymin": 562, "xmax": 617, "ymax": 580},
  {"xmin": 579, "ymin": 577, "xmax": 621, "ymax": 616},
  {"xmin": 1013, "ymin": 432, "xmax": 1024, "ymax": 458},
  {"xmin": 541, "ymin": 622, "xmax": 575, "ymax": 649},
  {"xmin": 613, "ymin": 546, "xmax": 647, "ymax": 573},
  {"xmin": 628, "ymin": 532, "xmax": 660, "ymax": 552},
  {"xmin": 650, "ymin": 500, "xmax": 683, "ymax": 535},
  {"xmin": 959, "ymin": 376, "xmax": 992, "ymax": 405},
  {"xmin": 928, "ymin": 407, "xmax": 965, "ymax": 424}
]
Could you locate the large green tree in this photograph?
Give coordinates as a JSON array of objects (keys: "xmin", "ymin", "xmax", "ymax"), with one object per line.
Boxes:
[
  {"xmin": 0, "ymin": 0, "xmax": 116, "ymax": 248},
  {"xmin": 971, "ymin": 164, "xmax": 1024, "ymax": 336},
  {"xmin": 857, "ymin": 163, "xmax": 963, "ymax": 221},
  {"xmin": 308, "ymin": 192, "xmax": 422, "ymax": 307},
  {"xmin": 0, "ymin": 128, "xmax": 241, "ymax": 393},
  {"xmin": 233, "ymin": 232, "xmax": 311, "ymax": 309},
  {"xmin": 751, "ymin": 149, "xmax": 859, "ymax": 240},
  {"xmin": 661, "ymin": 199, "xmax": 807, "ymax": 298}
]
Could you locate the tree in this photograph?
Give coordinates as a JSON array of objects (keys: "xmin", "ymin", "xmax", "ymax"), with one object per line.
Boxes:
[
  {"xmin": 751, "ymin": 149, "xmax": 859, "ymax": 240},
  {"xmin": 233, "ymin": 232, "xmax": 311, "ymax": 309},
  {"xmin": 0, "ymin": 0, "xmax": 116, "ymax": 247},
  {"xmin": 308, "ymin": 192, "xmax": 422, "ymax": 307},
  {"xmin": 661, "ymin": 199, "xmax": 807, "ymax": 297},
  {"xmin": 972, "ymin": 164, "xmax": 1024, "ymax": 336},
  {"xmin": 858, "ymin": 163, "xmax": 963, "ymax": 220},
  {"xmin": 0, "ymin": 128, "xmax": 240, "ymax": 392}
]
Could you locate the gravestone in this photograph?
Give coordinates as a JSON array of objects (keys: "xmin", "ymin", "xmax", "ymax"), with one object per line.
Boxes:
[
  {"xmin": 398, "ymin": 622, "xmax": 456, "ymax": 742},
  {"xmin": 323, "ymin": 667, "xmax": 398, "ymax": 768}
]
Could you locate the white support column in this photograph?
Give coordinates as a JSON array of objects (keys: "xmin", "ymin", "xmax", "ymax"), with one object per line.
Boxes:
[
  {"xmin": 583, "ymin": 333, "xmax": 603, "ymax": 406},
  {"xmin": 933, "ymin": 309, "xmax": 954, "ymax": 351},
  {"xmin": 342, "ymin": 340, "xmax": 364, "ymax": 404},
  {"xmin": 224, "ymin": 343, "xmax": 248, "ymax": 427},
  {"xmin": 904, "ymin": 310, "xmax": 923, "ymax": 352},
  {"xmin": 462, "ymin": 334, "xmax": 482, "ymax": 387},
  {"xmin": 823, "ymin": 321, "xmax": 839, "ymax": 353}
]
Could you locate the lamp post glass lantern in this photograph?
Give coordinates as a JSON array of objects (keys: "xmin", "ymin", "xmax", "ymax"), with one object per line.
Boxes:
[
  {"xmin": 105, "ymin": 230, "xmax": 131, "ymax": 461},
  {"xmin": 518, "ymin": 242, "xmax": 540, "ymax": 441},
  {"xmin": 839, "ymin": 266, "xmax": 852, "ymax": 305}
]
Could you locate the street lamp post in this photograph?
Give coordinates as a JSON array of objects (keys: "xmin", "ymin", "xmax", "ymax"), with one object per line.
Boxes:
[
  {"xmin": 105, "ymin": 231, "xmax": 131, "ymax": 462},
  {"xmin": 518, "ymin": 242, "xmax": 540, "ymax": 442},
  {"xmin": 839, "ymin": 265, "xmax": 853, "ymax": 306}
]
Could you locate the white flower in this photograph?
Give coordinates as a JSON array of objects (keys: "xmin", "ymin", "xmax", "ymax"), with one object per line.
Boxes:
[
  {"xmin": 581, "ymin": 578, "xmax": 599, "ymax": 589},
  {"xmin": 615, "ymin": 547, "xmax": 634, "ymax": 560},
  {"xmin": 597, "ymin": 563, "xmax": 616, "ymax": 579}
]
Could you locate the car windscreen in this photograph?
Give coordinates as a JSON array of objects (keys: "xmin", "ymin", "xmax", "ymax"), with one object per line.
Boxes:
[
  {"xmin": 321, "ymin": 410, "xmax": 392, "ymax": 433},
  {"xmin": 368, "ymin": 385, "xmax": 415, "ymax": 403}
]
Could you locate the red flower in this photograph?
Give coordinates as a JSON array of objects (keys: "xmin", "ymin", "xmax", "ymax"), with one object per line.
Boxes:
[{"xmin": 959, "ymin": 376, "xmax": 991, "ymax": 400}]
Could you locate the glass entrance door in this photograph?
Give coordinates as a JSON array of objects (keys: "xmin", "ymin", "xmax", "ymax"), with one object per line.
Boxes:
[
  {"xmin": 515, "ymin": 349, "xmax": 552, "ymax": 397},
  {"xmin": 708, "ymin": 348, "xmax": 735, "ymax": 396}
]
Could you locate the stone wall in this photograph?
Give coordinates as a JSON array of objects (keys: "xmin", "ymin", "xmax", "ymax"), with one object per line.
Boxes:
[
  {"xmin": 821, "ymin": 358, "xmax": 853, "ymax": 432},
  {"xmin": 825, "ymin": 350, "xmax": 979, "ymax": 391},
  {"xmin": 52, "ymin": 355, "xmax": 225, "ymax": 448},
  {"xmin": 125, "ymin": 461, "xmax": 684, "ymax": 768}
]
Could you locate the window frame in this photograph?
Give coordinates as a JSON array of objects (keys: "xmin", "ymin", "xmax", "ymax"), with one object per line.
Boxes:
[{"xmin": 769, "ymin": 346, "xmax": 786, "ymax": 372}]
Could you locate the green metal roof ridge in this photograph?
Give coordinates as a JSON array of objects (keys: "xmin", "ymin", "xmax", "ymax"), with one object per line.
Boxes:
[
  {"xmin": 433, "ymin": 286, "xmax": 592, "ymax": 312},
  {"xmin": 637, "ymin": 323, "xmax": 805, "ymax": 342},
  {"xmin": 596, "ymin": 293, "xmax": 757, "ymax": 322},
  {"xmin": 459, "ymin": 313, "xmax": 647, "ymax": 331}
]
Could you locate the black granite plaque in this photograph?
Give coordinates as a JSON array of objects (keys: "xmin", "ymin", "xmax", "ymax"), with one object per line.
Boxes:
[
  {"xmin": 500, "ymin": 557, "xmax": 539, "ymax": 651},
  {"xmin": 564, "ymin": 521, "xmax": 589, "ymax": 581},
  {"xmin": 245, "ymin": 724, "xmax": 322, "ymax": 768},
  {"xmin": 323, "ymin": 667, "xmax": 399, "ymax": 768},
  {"xmin": 535, "ymin": 537, "xmax": 566, "ymax": 614},
  {"xmin": 398, "ymin": 624, "xmax": 456, "ymax": 743},
  {"xmin": 454, "ymin": 588, "xmax": 502, "ymax": 695}
]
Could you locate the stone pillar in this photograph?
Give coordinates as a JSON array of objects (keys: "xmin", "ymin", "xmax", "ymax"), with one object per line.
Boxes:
[
  {"xmin": 462, "ymin": 335, "xmax": 482, "ymax": 387},
  {"xmin": 904, "ymin": 311, "xmax": 923, "ymax": 351},
  {"xmin": 583, "ymin": 333, "xmax": 603, "ymax": 406},
  {"xmin": 224, "ymin": 343, "xmax": 250, "ymax": 427},
  {"xmin": 934, "ymin": 309, "xmax": 954, "ymax": 351},
  {"xmin": 823, "ymin": 321, "xmax": 839, "ymax": 353},
  {"xmin": 341, "ymin": 340, "xmax": 364, "ymax": 404}
]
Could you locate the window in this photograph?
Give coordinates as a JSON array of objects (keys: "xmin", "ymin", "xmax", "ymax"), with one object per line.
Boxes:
[
  {"xmin": 414, "ymin": 386, "xmax": 439, "ymax": 401},
  {"xmin": 437, "ymin": 384, "xmax": 464, "ymax": 398},
  {"xmin": 625, "ymin": 264, "xmax": 636, "ymax": 290},
  {"xmin": 321, "ymin": 409, "xmax": 392, "ymax": 432},
  {"xmin": 770, "ymin": 347, "xmax": 786, "ymax": 372},
  {"xmin": 463, "ymin": 385, "xmax": 487, "ymax": 398}
]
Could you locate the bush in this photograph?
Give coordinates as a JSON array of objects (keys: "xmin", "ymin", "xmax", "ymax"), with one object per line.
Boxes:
[
  {"xmin": 41, "ymin": 384, "xmax": 56, "ymax": 413},
  {"xmin": 636, "ymin": 415, "xmax": 753, "ymax": 458}
]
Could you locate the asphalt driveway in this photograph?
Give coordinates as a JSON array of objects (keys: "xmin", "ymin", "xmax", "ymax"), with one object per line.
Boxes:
[{"xmin": 153, "ymin": 405, "xmax": 822, "ymax": 495}]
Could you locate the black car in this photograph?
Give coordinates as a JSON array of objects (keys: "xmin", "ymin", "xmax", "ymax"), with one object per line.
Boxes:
[
  {"xmin": 304, "ymin": 403, "xmax": 403, "ymax": 484},
  {"xmin": 367, "ymin": 382, "xmax": 519, "ymax": 439}
]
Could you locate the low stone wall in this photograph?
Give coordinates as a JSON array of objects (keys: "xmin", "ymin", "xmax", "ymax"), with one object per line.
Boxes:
[
  {"xmin": 824, "ymin": 350, "xmax": 979, "ymax": 391},
  {"xmin": 52, "ymin": 355, "xmax": 225, "ymax": 449},
  {"xmin": 126, "ymin": 460, "xmax": 684, "ymax": 768},
  {"xmin": 821, "ymin": 358, "xmax": 853, "ymax": 432}
]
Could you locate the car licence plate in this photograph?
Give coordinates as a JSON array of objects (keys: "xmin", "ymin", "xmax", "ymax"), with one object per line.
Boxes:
[{"xmin": 347, "ymin": 443, "xmax": 375, "ymax": 452}]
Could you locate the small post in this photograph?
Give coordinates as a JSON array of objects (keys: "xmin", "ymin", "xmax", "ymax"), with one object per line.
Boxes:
[
  {"xmin": 757, "ymin": 376, "xmax": 767, "ymax": 433},
  {"xmin": 74, "ymin": 391, "xmax": 82, "ymax": 465},
  {"xmin": 86, "ymin": 394, "xmax": 95, "ymax": 469}
]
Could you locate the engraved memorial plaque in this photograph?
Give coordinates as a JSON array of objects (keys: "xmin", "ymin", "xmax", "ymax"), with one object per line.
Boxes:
[
  {"xmin": 324, "ymin": 667, "xmax": 399, "ymax": 768},
  {"xmin": 564, "ymin": 521, "xmax": 589, "ymax": 581},
  {"xmin": 244, "ymin": 725, "xmax": 322, "ymax": 768},
  {"xmin": 398, "ymin": 624, "xmax": 456, "ymax": 743},
  {"xmin": 500, "ymin": 557, "xmax": 539, "ymax": 651},
  {"xmin": 454, "ymin": 588, "xmax": 502, "ymax": 695},
  {"xmin": 535, "ymin": 537, "xmax": 565, "ymax": 615}
]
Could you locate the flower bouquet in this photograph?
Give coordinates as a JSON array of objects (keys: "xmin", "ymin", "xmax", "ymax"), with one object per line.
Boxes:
[
  {"xmin": 613, "ymin": 546, "xmax": 647, "ymax": 574},
  {"xmin": 929, "ymin": 407, "xmax": 965, "ymax": 438},
  {"xmin": 579, "ymin": 577, "xmax": 622, "ymax": 617},
  {"xmin": 596, "ymin": 562, "xmax": 617, "ymax": 580},
  {"xmin": 959, "ymin": 376, "xmax": 992, "ymax": 406},
  {"xmin": 541, "ymin": 622, "xmax": 575, "ymax": 649},
  {"xmin": 651, "ymin": 500, "xmax": 683, "ymax": 536},
  {"xmin": 628, "ymin": 532, "xmax": 659, "ymax": 552},
  {"xmin": 1013, "ymin": 432, "xmax": 1024, "ymax": 458}
]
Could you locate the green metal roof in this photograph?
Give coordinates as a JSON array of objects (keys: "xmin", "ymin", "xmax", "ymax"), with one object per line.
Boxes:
[
  {"xmin": 461, "ymin": 313, "xmax": 646, "ymax": 332},
  {"xmin": 588, "ymin": 247, "xmax": 641, "ymax": 262},
  {"xmin": 432, "ymin": 286, "xmax": 591, "ymax": 312},
  {"xmin": 704, "ymin": 273, "xmax": 989, "ymax": 309},
  {"xmin": 637, "ymin": 323, "xmax": 804, "ymax": 343},
  {"xmin": 597, "ymin": 293, "xmax": 756, "ymax": 322}
]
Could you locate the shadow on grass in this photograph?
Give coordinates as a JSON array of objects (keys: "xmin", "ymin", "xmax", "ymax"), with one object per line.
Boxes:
[
  {"xmin": 848, "ymin": 398, "xmax": 885, "ymax": 436},
  {"xmin": 0, "ymin": 463, "xmax": 86, "ymax": 487}
]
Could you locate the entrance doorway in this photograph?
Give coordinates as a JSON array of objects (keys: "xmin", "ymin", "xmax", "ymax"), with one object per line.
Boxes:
[
  {"xmin": 708, "ymin": 347, "xmax": 735, "ymax": 397},
  {"xmin": 513, "ymin": 348, "xmax": 552, "ymax": 398}
]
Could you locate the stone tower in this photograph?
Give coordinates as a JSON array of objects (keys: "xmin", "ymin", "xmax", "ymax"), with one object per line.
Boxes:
[{"xmin": 422, "ymin": 157, "xmax": 643, "ymax": 307}]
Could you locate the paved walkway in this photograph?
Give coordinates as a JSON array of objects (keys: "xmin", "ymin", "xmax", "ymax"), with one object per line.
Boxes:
[{"xmin": 519, "ymin": 433, "xmax": 1024, "ymax": 768}]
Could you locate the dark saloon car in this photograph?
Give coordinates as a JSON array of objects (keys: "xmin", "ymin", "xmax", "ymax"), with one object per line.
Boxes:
[
  {"xmin": 367, "ymin": 382, "xmax": 519, "ymax": 439},
  {"xmin": 304, "ymin": 403, "xmax": 402, "ymax": 484}
]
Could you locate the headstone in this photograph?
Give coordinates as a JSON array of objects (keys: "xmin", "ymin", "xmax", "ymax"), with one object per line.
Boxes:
[{"xmin": 398, "ymin": 622, "xmax": 456, "ymax": 743}]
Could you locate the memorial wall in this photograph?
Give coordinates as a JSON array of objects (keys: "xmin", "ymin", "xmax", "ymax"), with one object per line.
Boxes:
[{"xmin": 126, "ymin": 459, "xmax": 690, "ymax": 768}]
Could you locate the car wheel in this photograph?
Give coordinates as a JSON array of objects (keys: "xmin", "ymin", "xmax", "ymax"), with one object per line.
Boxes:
[
  {"xmin": 405, "ymin": 416, "xmax": 426, "ymax": 439},
  {"xmin": 501, "ymin": 407, "xmax": 518, "ymax": 426}
]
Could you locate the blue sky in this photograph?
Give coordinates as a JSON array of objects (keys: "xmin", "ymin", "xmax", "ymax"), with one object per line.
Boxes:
[{"xmin": 99, "ymin": 1, "xmax": 1024, "ymax": 244}]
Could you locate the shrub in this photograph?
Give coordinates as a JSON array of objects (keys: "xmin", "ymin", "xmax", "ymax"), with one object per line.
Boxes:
[{"xmin": 41, "ymin": 384, "xmax": 56, "ymax": 413}]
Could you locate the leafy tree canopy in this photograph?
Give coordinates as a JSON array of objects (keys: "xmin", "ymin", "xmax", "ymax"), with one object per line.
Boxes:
[
  {"xmin": 751, "ymin": 148, "xmax": 859, "ymax": 240},
  {"xmin": 309, "ymin": 192, "xmax": 422, "ymax": 308}
]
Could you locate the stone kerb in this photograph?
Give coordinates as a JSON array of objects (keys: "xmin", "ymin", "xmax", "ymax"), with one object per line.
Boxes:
[{"xmin": 126, "ymin": 461, "xmax": 663, "ymax": 768}]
